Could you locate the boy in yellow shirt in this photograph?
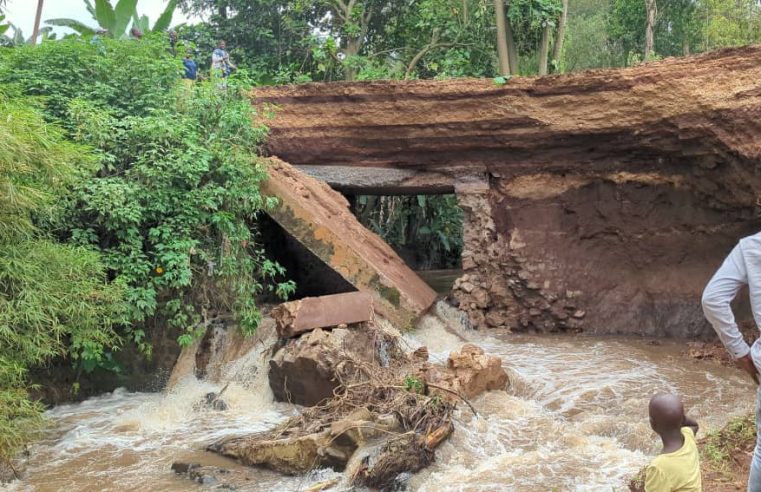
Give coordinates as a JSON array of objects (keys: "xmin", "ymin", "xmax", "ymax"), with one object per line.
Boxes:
[{"xmin": 645, "ymin": 393, "xmax": 702, "ymax": 491}]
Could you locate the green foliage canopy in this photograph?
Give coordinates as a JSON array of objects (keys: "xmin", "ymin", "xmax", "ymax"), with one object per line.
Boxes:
[
  {"xmin": 1, "ymin": 36, "xmax": 291, "ymax": 350},
  {"xmin": 47, "ymin": 0, "xmax": 178, "ymax": 38}
]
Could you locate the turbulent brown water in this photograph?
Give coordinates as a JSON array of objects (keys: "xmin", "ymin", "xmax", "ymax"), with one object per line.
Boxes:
[{"xmin": 7, "ymin": 303, "xmax": 755, "ymax": 492}]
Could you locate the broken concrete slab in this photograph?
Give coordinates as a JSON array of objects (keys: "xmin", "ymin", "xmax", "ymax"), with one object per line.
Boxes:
[
  {"xmin": 209, "ymin": 407, "xmax": 400, "ymax": 474},
  {"xmin": 262, "ymin": 158, "xmax": 437, "ymax": 329},
  {"xmin": 272, "ymin": 291, "xmax": 374, "ymax": 339}
]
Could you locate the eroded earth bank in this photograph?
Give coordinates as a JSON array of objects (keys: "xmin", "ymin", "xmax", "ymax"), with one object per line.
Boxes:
[{"xmin": 254, "ymin": 46, "xmax": 761, "ymax": 338}]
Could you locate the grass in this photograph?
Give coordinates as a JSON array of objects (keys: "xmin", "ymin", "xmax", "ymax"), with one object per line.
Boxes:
[{"xmin": 701, "ymin": 415, "xmax": 755, "ymax": 487}]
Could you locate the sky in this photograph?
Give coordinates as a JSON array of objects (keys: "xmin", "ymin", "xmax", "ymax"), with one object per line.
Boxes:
[{"xmin": 3, "ymin": 0, "xmax": 199, "ymax": 38}]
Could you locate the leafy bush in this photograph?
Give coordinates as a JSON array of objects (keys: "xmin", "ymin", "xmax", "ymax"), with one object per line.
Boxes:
[
  {"xmin": 0, "ymin": 34, "xmax": 181, "ymax": 123},
  {"xmin": 0, "ymin": 33, "xmax": 294, "ymax": 463},
  {"xmin": 0, "ymin": 93, "xmax": 126, "ymax": 463},
  {"xmin": 1, "ymin": 36, "xmax": 292, "ymax": 350},
  {"xmin": 66, "ymin": 83, "xmax": 289, "ymax": 347}
]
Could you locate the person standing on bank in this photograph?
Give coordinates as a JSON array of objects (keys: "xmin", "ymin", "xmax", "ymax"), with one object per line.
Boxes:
[
  {"xmin": 183, "ymin": 51, "xmax": 198, "ymax": 81},
  {"xmin": 211, "ymin": 40, "xmax": 236, "ymax": 78},
  {"xmin": 702, "ymin": 231, "xmax": 761, "ymax": 491}
]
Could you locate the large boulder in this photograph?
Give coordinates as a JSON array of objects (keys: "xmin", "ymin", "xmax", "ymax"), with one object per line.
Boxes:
[
  {"xmin": 268, "ymin": 325, "xmax": 403, "ymax": 406},
  {"xmin": 421, "ymin": 343, "xmax": 509, "ymax": 399}
]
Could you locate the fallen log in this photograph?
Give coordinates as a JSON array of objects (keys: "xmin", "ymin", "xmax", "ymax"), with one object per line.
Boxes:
[{"xmin": 423, "ymin": 420, "xmax": 455, "ymax": 451}]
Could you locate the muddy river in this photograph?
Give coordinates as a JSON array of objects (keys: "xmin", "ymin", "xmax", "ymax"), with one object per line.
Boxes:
[{"xmin": 7, "ymin": 305, "xmax": 755, "ymax": 491}]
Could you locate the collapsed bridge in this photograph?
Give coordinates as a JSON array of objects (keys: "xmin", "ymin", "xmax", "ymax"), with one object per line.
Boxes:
[{"xmin": 253, "ymin": 46, "xmax": 761, "ymax": 338}]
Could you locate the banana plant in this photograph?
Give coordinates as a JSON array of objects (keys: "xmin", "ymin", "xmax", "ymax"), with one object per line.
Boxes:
[
  {"xmin": 0, "ymin": 15, "xmax": 9, "ymax": 37},
  {"xmin": 1, "ymin": 22, "xmax": 56, "ymax": 46},
  {"xmin": 46, "ymin": 0, "xmax": 176, "ymax": 39}
]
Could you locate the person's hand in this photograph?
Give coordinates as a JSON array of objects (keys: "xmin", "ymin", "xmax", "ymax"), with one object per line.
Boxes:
[{"xmin": 736, "ymin": 353, "xmax": 760, "ymax": 385}]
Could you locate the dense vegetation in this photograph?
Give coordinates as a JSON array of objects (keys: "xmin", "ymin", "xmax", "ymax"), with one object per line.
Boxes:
[
  {"xmin": 0, "ymin": 34, "xmax": 293, "ymax": 465},
  {"xmin": 1, "ymin": 0, "xmax": 761, "ymax": 470},
  {"xmin": 176, "ymin": 0, "xmax": 761, "ymax": 82},
  {"xmin": 0, "ymin": 91, "xmax": 126, "ymax": 464}
]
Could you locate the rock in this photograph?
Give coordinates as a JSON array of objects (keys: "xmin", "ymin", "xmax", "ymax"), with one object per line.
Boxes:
[
  {"xmin": 210, "ymin": 409, "xmax": 400, "ymax": 474},
  {"xmin": 411, "ymin": 346, "xmax": 429, "ymax": 362},
  {"xmin": 426, "ymin": 344, "xmax": 509, "ymax": 399},
  {"xmin": 573, "ymin": 310, "xmax": 586, "ymax": 319},
  {"xmin": 272, "ymin": 292, "xmax": 374, "ymax": 339},
  {"xmin": 460, "ymin": 281, "xmax": 475, "ymax": 293},
  {"xmin": 171, "ymin": 463, "xmax": 246, "ymax": 489},
  {"xmin": 352, "ymin": 433, "xmax": 434, "ymax": 489},
  {"xmin": 261, "ymin": 159, "xmax": 436, "ymax": 329},
  {"xmin": 197, "ymin": 392, "xmax": 228, "ymax": 411},
  {"xmin": 170, "ymin": 462, "xmax": 217, "ymax": 486},
  {"xmin": 485, "ymin": 311, "xmax": 508, "ymax": 328},
  {"xmin": 471, "ymin": 288, "xmax": 491, "ymax": 309},
  {"xmin": 171, "ymin": 462, "xmax": 200, "ymax": 474},
  {"xmin": 269, "ymin": 325, "xmax": 404, "ymax": 406}
]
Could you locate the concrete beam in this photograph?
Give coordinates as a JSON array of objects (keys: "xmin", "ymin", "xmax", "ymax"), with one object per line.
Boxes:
[
  {"xmin": 272, "ymin": 292, "xmax": 374, "ymax": 338},
  {"xmin": 295, "ymin": 165, "xmax": 454, "ymax": 195},
  {"xmin": 261, "ymin": 158, "xmax": 437, "ymax": 329}
]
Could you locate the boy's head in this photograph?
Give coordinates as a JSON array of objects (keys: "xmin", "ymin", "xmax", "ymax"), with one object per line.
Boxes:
[{"xmin": 649, "ymin": 393, "xmax": 684, "ymax": 435}]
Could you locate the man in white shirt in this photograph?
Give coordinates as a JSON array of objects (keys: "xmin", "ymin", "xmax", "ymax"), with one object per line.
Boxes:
[{"xmin": 702, "ymin": 232, "xmax": 761, "ymax": 491}]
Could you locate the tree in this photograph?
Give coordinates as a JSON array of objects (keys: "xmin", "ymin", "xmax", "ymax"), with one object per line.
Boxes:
[
  {"xmin": 551, "ymin": 0, "xmax": 569, "ymax": 70},
  {"xmin": 31, "ymin": 0, "xmax": 44, "ymax": 44},
  {"xmin": 644, "ymin": 0, "xmax": 656, "ymax": 59},
  {"xmin": 538, "ymin": 19, "xmax": 550, "ymax": 74},
  {"xmin": 47, "ymin": 0, "xmax": 177, "ymax": 38},
  {"xmin": 495, "ymin": 0, "xmax": 512, "ymax": 75}
]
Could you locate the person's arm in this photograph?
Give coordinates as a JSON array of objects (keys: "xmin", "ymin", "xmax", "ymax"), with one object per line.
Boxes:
[
  {"xmin": 226, "ymin": 52, "xmax": 236, "ymax": 70},
  {"xmin": 682, "ymin": 414, "xmax": 699, "ymax": 436},
  {"xmin": 701, "ymin": 244, "xmax": 757, "ymax": 383}
]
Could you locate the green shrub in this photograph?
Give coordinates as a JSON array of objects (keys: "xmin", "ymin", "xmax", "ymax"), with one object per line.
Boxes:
[
  {"xmin": 0, "ymin": 34, "xmax": 181, "ymax": 122},
  {"xmin": 0, "ymin": 93, "xmax": 126, "ymax": 463},
  {"xmin": 1, "ymin": 36, "xmax": 293, "ymax": 349},
  {"xmin": 0, "ymin": 35, "xmax": 293, "ymax": 462}
]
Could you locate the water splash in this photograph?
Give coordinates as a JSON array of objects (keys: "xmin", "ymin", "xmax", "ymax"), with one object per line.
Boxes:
[{"xmin": 14, "ymin": 309, "xmax": 756, "ymax": 492}]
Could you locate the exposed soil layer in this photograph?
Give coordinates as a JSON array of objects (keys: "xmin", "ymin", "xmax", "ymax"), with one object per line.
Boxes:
[
  {"xmin": 254, "ymin": 46, "xmax": 761, "ymax": 184},
  {"xmin": 255, "ymin": 47, "xmax": 761, "ymax": 337}
]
